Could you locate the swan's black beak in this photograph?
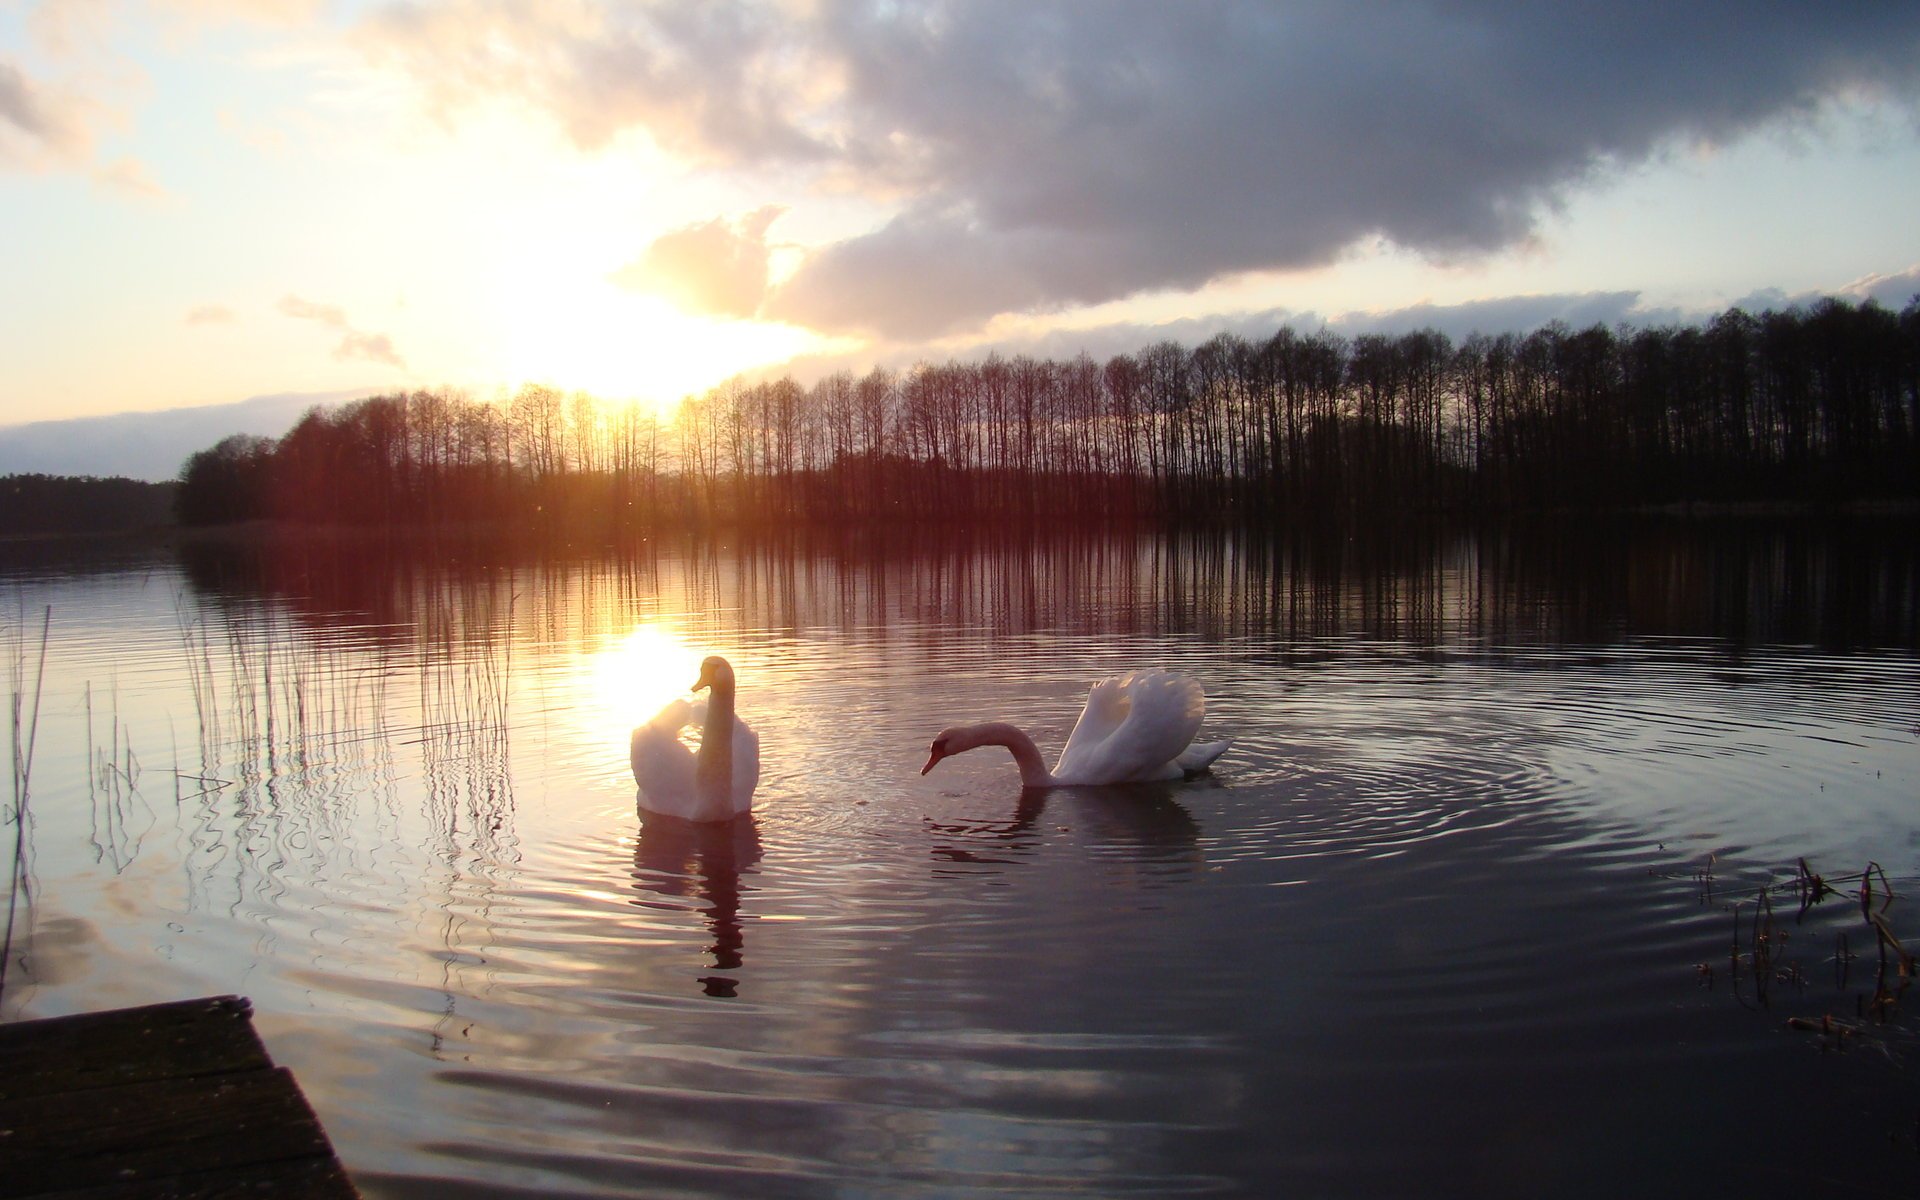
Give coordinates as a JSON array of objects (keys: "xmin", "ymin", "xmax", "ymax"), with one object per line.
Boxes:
[
  {"xmin": 921, "ymin": 748, "xmax": 944, "ymax": 775},
  {"xmin": 693, "ymin": 663, "xmax": 714, "ymax": 692}
]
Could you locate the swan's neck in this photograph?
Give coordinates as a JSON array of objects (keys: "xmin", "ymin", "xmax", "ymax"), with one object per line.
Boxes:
[
  {"xmin": 696, "ymin": 681, "xmax": 736, "ymax": 804},
  {"xmin": 969, "ymin": 722, "xmax": 1057, "ymax": 788}
]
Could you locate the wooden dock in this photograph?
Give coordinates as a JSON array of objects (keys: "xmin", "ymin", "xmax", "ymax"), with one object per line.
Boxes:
[{"xmin": 0, "ymin": 995, "xmax": 359, "ymax": 1199}]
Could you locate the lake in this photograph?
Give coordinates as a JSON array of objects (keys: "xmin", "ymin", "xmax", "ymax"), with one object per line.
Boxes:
[{"xmin": 3, "ymin": 520, "xmax": 1918, "ymax": 1197}]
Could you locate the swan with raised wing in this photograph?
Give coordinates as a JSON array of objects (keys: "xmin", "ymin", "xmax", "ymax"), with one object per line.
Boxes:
[
  {"xmin": 631, "ymin": 655, "xmax": 761, "ymax": 822},
  {"xmin": 922, "ymin": 669, "xmax": 1229, "ymax": 787}
]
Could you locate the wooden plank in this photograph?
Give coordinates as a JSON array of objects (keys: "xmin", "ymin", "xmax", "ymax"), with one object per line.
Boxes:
[
  {"xmin": 0, "ymin": 997, "xmax": 269, "ymax": 1102},
  {"xmin": 0, "ymin": 1067, "xmax": 332, "ymax": 1195},
  {"xmin": 20, "ymin": 1157, "xmax": 357, "ymax": 1200},
  {"xmin": 0, "ymin": 996, "xmax": 359, "ymax": 1200}
]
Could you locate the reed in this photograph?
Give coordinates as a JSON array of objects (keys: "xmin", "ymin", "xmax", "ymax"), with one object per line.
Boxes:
[
  {"xmin": 3, "ymin": 605, "xmax": 51, "ymax": 1005},
  {"xmin": 164, "ymin": 568, "xmax": 518, "ymax": 920},
  {"xmin": 85, "ymin": 680, "xmax": 150, "ymax": 874},
  {"xmin": 415, "ymin": 578, "xmax": 517, "ymax": 862},
  {"xmin": 1711, "ymin": 856, "xmax": 1916, "ymax": 1045}
]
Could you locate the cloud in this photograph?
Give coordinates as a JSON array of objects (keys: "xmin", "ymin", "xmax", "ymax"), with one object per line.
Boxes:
[
  {"xmin": 1836, "ymin": 265, "xmax": 1920, "ymax": 311},
  {"xmin": 92, "ymin": 156, "xmax": 167, "ymax": 200},
  {"xmin": 751, "ymin": 288, "xmax": 1732, "ymax": 389},
  {"xmin": 333, "ymin": 330, "xmax": 405, "ymax": 368},
  {"xmin": 763, "ymin": 206, "xmax": 1068, "ymax": 338},
  {"xmin": 277, "ymin": 295, "xmax": 349, "ymax": 326},
  {"xmin": 185, "ymin": 303, "xmax": 236, "ymax": 326},
  {"xmin": 611, "ymin": 205, "xmax": 784, "ymax": 318},
  {"xmin": 163, "ymin": 0, "xmax": 328, "ymax": 24},
  {"xmin": 1729, "ymin": 266, "xmax": 1920, "ymax": 317},
  {"xmin": 0, "ymin": 57, "xmax": 92, "ymax": 169},
  {"xmin": 355, "ymin": 3, "xmax": 823, "ymax": 161},
  {"xmin": 1327, "ymin": 292, "xmax": 1687, "ymax": 341},
  {"xmin": 0, "ymin": 390, "xmax": 376, "ymax": 481},
  {"xmin": 354, "ymin": 2, "xmax": 1920, "ymax": 339},
  {"xmin": 217, "ymin": 107, "xmax": 290, "ymax": 157},
  {"xmin": 277, "ymin": 294, "xmax": 407, "ymax": 369}
]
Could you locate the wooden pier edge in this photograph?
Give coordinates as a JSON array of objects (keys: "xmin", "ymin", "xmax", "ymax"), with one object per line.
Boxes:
[{"xmin": 0, "ymin": 995, "xmax": 360, "ymax": 1199}]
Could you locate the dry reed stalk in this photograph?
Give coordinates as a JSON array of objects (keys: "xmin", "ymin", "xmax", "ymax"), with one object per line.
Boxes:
[{"xmin": 2, "ymin": 606, "xmax": 51, "ymax": 1005}]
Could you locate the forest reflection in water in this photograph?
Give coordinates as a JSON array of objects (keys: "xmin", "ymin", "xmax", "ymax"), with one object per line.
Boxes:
[
  {"xmin": 166, "ymin": 514, "xmax": 1920, "ymax": 651},
  {"xmin": 1, "ymin": 516, "xmax": 1917, "ymax": 1198}
]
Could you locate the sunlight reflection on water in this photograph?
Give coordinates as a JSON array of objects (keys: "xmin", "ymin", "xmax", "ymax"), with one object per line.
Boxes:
[{"xmin": 3, "ymin": 525, "xmax": 1919, "ymax": 1197}]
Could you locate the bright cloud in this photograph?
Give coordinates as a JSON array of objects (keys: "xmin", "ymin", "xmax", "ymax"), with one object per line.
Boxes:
[
  {"xmin": 353, "ymin": 3, "xmax": 824, "ymax": 161},
  {"xmin": 611, "ymin": 204, "xmax": 785, "ymax": 319},
  {"xmin": 278, "ymin": 295, "xmax": 406, "ymax": 370}
]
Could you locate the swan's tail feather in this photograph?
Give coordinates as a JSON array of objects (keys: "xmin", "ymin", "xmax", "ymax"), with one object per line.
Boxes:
[{"xmin": 1176, "ymin": 739, "xmax": 1230, "ymax": 775}]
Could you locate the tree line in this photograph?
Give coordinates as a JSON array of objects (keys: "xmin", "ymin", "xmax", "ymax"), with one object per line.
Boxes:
[
  {"xmin": 175, "ymin": 295, "xmax": 1920, "ymax": 531},
  {"xmin": 1, "ymin": 474, "xmax": 178, "ymax": 537}
]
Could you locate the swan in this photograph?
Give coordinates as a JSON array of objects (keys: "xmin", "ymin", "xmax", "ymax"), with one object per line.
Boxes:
[
  {"xmin": 630, "ymin": 655, "xmax": 761, "ymax": 822},
  {"xmin": 922, "ymin": 669, "xmax": 1230, "ymax": 787}
]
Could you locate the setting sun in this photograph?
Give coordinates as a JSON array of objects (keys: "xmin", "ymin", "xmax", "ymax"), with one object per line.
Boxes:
[
  {"xmin": 497, "ymin": 276, "xmax": 825, "ymax": 417},
  {"xmin": 583, "ymin": 622, "xmax": 707, "ymax": 747}
]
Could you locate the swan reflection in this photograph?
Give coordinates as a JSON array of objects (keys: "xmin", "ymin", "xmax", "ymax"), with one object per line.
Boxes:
[
  {"xmin": 928, "ymin": 783, "xmax": 1207, "ymax": 873},
  {"xmin": 629, "ymin": 812, "xmax": 763, "ymax": 997}
]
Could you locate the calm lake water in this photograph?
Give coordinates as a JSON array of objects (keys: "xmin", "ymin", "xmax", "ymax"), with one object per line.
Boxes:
[{"xmin": 3, "ymin": 521, "xmax": 1918, "ymax": 1197}]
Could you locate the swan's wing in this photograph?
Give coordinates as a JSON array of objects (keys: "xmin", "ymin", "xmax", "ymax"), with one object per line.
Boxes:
[
  {"xmin": 1054, "ymin": 671, "xmax": 1206, "ymax": 784},
  {"xmin": 632, "ymin": 700, "xmax": 699, "ymax": 818},
  {"xmin": 646, "ymin": 697, "xmax": 696, "ymax": 733},
  {"xmin": 1055, "ymin": 673, "xmax": 1134, "ymax": 766},
  {"xmin": 731, "ymin": 716, "xmax": 761, "ymax": 812}
]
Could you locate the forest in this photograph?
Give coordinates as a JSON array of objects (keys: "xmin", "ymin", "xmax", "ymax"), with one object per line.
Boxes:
[
  {"xmin": 1, "ymin": 474, "xmax": 178, "ymax": 538},
  {"xmin": 174, "ymin": 296, "xmax": 1919, "ymax": 532}
]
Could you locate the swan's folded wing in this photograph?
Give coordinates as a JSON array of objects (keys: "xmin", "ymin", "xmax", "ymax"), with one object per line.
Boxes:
[
  {"xmin": 732, "ymin": 717, "xmax": 762, "ymax": 811},
  {"xmin": 1055, "ymin": 671, "xmax": 1206, "ymax": 783},
  {"xmin": 631, "ymin": 712, "xmax": 697, "ymax": 805},
  {"xmin": 647, "ymin": 698, "xmax": 695, "ymax": 733}
]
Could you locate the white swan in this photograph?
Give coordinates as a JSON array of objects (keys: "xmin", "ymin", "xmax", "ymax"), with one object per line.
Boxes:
[
  {"xmin": 922, "ymin": 669, "xmax": 1230, "ymax": 787},
  {"xmin": 631, "ymin": 655, "xmax": 761, "ymax": 822}
]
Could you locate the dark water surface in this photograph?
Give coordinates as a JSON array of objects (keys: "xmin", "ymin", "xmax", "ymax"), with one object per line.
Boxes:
[{"xmin": 3, "ymin": 521, "xmax": 1918, "ymax": 1197}]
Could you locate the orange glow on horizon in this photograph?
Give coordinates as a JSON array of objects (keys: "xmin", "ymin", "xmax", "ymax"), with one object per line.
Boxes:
[{"xmin": 496, "ymin": 262, "xmax": 830, "ymax": 418}]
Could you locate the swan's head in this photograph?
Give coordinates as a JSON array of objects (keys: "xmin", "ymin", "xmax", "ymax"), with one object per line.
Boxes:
[
  {"xmin": 922, "ymin": 729, "xmax": 957, "ymax": 775},
  {"xmin": 693, "ymin": 655, "xmax": 734, "ymax": 693},
  {"xmin": 921, "ymin": 725, "xmax": 978, "ymax": 775},
  {"xmin": 923, "ymin": 722, "xmax": 1049, "ymax": 786}
]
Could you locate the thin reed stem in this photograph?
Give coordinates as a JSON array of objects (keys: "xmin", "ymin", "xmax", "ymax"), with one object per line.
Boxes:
[{"xmin": 3, "ymin": 606, "xmax": 52, "ymax": 1007}]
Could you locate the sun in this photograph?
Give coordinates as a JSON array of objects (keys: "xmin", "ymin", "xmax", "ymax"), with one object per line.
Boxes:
[
  {"xmin": 582, "ymin": 623, "xmax": 708, "ymax": 750},
  {"xmin": 498, "ymin": 278, "xmax": 825, "ymax": 416}
]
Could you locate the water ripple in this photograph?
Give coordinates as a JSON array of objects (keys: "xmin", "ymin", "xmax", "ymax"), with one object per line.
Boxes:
[{"xmin": 8, "ymin": 544, "xmax": 1919, "ymax": 1198}]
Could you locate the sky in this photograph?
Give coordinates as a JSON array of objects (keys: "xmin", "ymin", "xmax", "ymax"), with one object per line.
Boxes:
[{"xmin": 4, "ymin": 1, "xmax": 1920, "ymax": 429}]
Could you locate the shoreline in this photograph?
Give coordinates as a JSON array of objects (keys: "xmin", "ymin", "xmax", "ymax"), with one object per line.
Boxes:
[{"xmin": 4, "ymin": 496, "xmax": 1920, "ymax": 551}]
